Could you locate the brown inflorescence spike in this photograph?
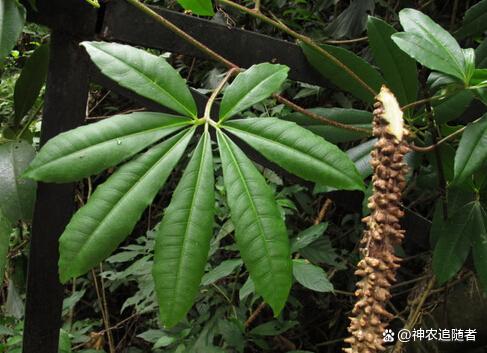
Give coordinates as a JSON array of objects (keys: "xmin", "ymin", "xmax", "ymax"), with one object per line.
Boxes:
[{"xmin": 344, "ymin": 86, "xmax": 410, "ymax": 353}]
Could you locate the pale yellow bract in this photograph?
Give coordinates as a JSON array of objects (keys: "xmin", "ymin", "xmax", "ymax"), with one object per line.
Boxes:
[{"xmin": 376, "ymin": 85, "xmax": 404, "ymax": 141}]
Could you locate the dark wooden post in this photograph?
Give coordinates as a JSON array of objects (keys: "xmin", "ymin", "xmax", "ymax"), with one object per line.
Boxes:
[{"xmin": 22, "ymin": 2, "xmax": 97, "ymax": 352}]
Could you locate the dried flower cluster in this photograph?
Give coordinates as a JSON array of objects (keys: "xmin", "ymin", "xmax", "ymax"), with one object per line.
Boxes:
[{"xmin": 344, "ymin": 86, "xmax": 410, "ymax": 353}]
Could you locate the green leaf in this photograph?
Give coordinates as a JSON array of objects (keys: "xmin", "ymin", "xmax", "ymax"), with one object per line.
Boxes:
[
  {"xmin": 433, "ymin": 90, "xmax": 474, "ymax": 124},
  {"xmin": 300, "ymin": 237, "xmax": 341, "ymax": 267},
  {"xmin": 470, "ymin": 68, "xmax": 487, "ymax": 86},
  {"xmin": 223, "ymin": 118, "xmax": 364, "ymax": 191},
  {"xmin": 58, "ymin": 329, "xmax": 72, "ymax": 353},
  {"xmin": 153, "ymin": 131, "xmax": 215, "ymax": 328},
  {"xmin": 463, "ymin": 48, "xmax": 476, "ymax": 83},
  {"xmin": 300, "ymin": 42, "xmax": 384, "ymax": 103},
  {"xmin": 282, "ymin": 107, "xmax": 371, "ymax": 143},
  {"xmin": 24, "ymin": 112, "xmax": 191, "ymax": 182},
  {"xmin": 177, "ymin": 0, "xmax": 214, "ymax": 16},
  {"xmin": 250, "ymin": 320, "xmax": 298, "ymax": 336},
  {"xmin": 84, "ymin": 0, "xmax": 100, "ymax": 8},
  {"xmin": 219, "ymin": 63, "xmax": 288, "ymax": 121},
  {"xmin": 346, "ymin": 138, "xmax": 376, "ymax": 178},
  {"xmin": 476, "ymin": 37, "xmax": 487, "ymax": 68},
  {"xmin": 432, "ymin": 202, "xmax": 478, "ymax": 284},
  {"xmin": 154, "ymin": 335, "xmax": 176, "ymax": 349},
  {"xmin": 81, "ymin": 41, "xmax": 197, "ymax": 118},
  {"xmin": 453, "ymin": 114, "xmax": 487, "ymax": 184},
  {"xmin": 239, "ymin": 276, "xmax": 255, "ymax": 301},
  {"xmin": 292, "ymin": 259, "xmax": 333, "ymax": 292},
  {"xmin": 13, "ymin": 43, "xmax": 49, "ymax": 125},
  {"xmin": 455, "ymin": 0, "xmax": 487, "ymax": 40},
  {"xmin": 291, "ymin": 223, "xmax": 327, "ymax": 253},
  {"xmin": 367, "ymin": 16, "xmax": 418, "ymax": 105},
  {"xmin": 429, "ymin": 188, "xmax": 476, "ymax": 245},
  {"xmin": 0, "ymin": 0, "xmax": 25, "ymax": 61},
  {"xmin": 471, "ymin": 204, "xmax": 487, "ymax": 292},
  {"xmin": 0, "ymin": 141, "xmax": 36, "ymax": 223},
  {"xmin": 392, "ymin": 8, "xmax": 466, "ymax": 82},
  {"xmin": 0, "ymin": 209, "xmax": 11, "ymax": 283},
  {"xmin": 217, "ymin": 130, "xmax": 292, "ymax": 315},
  {"xmin": 324, "ymin": 0, "xmax": 374, "ymax": 39},
  {"xmin": 201, "ymin": 259, "xmax": 242, "ymax": 286},
  {"xmin": 58, "ymin": 128, "xmax": 194, "ymax": 282}
]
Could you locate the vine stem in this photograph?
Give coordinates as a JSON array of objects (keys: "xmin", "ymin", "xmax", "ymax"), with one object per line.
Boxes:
[
  {"xmin": 410, "ymin": 120, "xmax": 472, "ymax": 153},
  {"xmin": 323, "ymin": 36, "xmax": 368, "ymax": 44},
  {"xmin": 91, "ymin": 267, "xmax": 116, "ymax": 353},
  {"xmin": 401, "ymin": 92, "xmax": 451, "ymax": 111},
  {"xmin": 125, "ymin": 0, "xmax": 239, "ymax": 70},
  {"xmin": 273, "ymin": 94, "xmax": 371, "ymax": 133},
  {"xmin": 124, "ymin": 0, "xmax": 371, "ymax": 135},
  {"xmin": 217, "ymin": 0, "xmax": 377, "ymax": 98},
  {"xmin": 391, "ymin": 275, "xmax": 435, "ymax": 353}
]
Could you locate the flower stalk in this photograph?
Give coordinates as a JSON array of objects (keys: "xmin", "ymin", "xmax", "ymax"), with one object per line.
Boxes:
[{"xmin": 344, "ymin": 86, "xmax": 410, "ymax": 353}]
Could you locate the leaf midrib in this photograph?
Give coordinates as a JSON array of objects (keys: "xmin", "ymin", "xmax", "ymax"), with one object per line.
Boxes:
[
  {"xmin": 219, "ymin": 132, "xmax": 275, "ymax": 285},
  {"xmin": 168, "ymin": 133, "xmax": 209, "ymax": 320},
  {"xmin": 67, "ymin": 128, "xmax": 193, "ymax": 273},
  {"xmin": 220, "ymin": 68, "xmax": 285, "ymax": 121},
  {"xmin": 91, "ymin": 44, "xmax": 196, "ymax": 118},
  {"xmin": 409, "ymin": 18, "xmax": 465, "ymax": 80},
  {"xmin": 30, "ymin": 121, "xmax": 189, "ymax": 174},
  {"xmin": 395, "ymin": 34, "xmax": 463, "ymax": 80},
  {"xmin": 224, "ymin": 121, "xmax": 358, "ymax": 186}
]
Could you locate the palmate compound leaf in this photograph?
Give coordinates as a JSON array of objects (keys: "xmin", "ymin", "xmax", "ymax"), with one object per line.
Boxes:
[
  {"xmin": 153, "ymin": 131, "xmax": 215, "ymax": 328},
  {"xmin": 58, "ymin": 128, "xmax": 195, "ymax": 283},
  {"xmin": 217, "ymin": 130, "xmax": 292, "ymax": 315},
  {"xmin": 81, "ymin": 41, "xmax": 198, "ymax": 118},
  {"xmin": 23, "ymin": 112, "xmax": 192, "ymax": 182},
  {"xmin": 222, "ymin": 118, "xmax": 364, "ymax": 191}
]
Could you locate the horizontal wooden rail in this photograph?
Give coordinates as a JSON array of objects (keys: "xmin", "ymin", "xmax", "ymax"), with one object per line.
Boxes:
[{"xmin": 100, "ymin": 0, "xmax": 328, "ymax": 87}]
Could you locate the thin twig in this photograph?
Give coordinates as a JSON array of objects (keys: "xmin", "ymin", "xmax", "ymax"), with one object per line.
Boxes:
[
  {"xmin": 123, "ymin": 0, "xmax": 373, "ymax": 134},
  {"xmin": 273, "ymin": 94, "xmax": 371, "ymax": 134},
  {"xmin": 323, "ymin": 36, "xmax": 368, "ymax": 44},
  {"xmin": 126, "ymin": 0, "xmax": 239, "ymax": 70},
  {"xmin": 253, "ymin": 0, "xmax": 260, "ymax": 12},
  {"xmin": 314, "ymin": 198, "xmax": 333, "ymax": 224},
  {"xmin": 218, "ymin": 0, "xmax": 377, "ymax": 97},
  {"xmin": 92, "ymin": 268, "xmax": 116, "ymax": 353},
  {"xmin": 401, "ymin": 94, "xmax": 448, "ymax": 111},
  {"xmin": 410, "ymin": 124, "xmax": 467, "ymax": 152},
  {"xmin": 392, "ymin": 276, "xmax": 435, "ymax": 353},
  {"xmin": 245, "ymin": 301, "xmax": 267, "ymax": 327}
]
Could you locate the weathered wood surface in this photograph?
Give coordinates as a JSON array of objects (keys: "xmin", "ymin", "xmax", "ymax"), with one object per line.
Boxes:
[
  {"xmin": 22, "ymin": 16, "xmax": 96, "ymax": 353},
  {"xmin": 100, "ymin": 0, "xmax": 328, "ymax": 87}
]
